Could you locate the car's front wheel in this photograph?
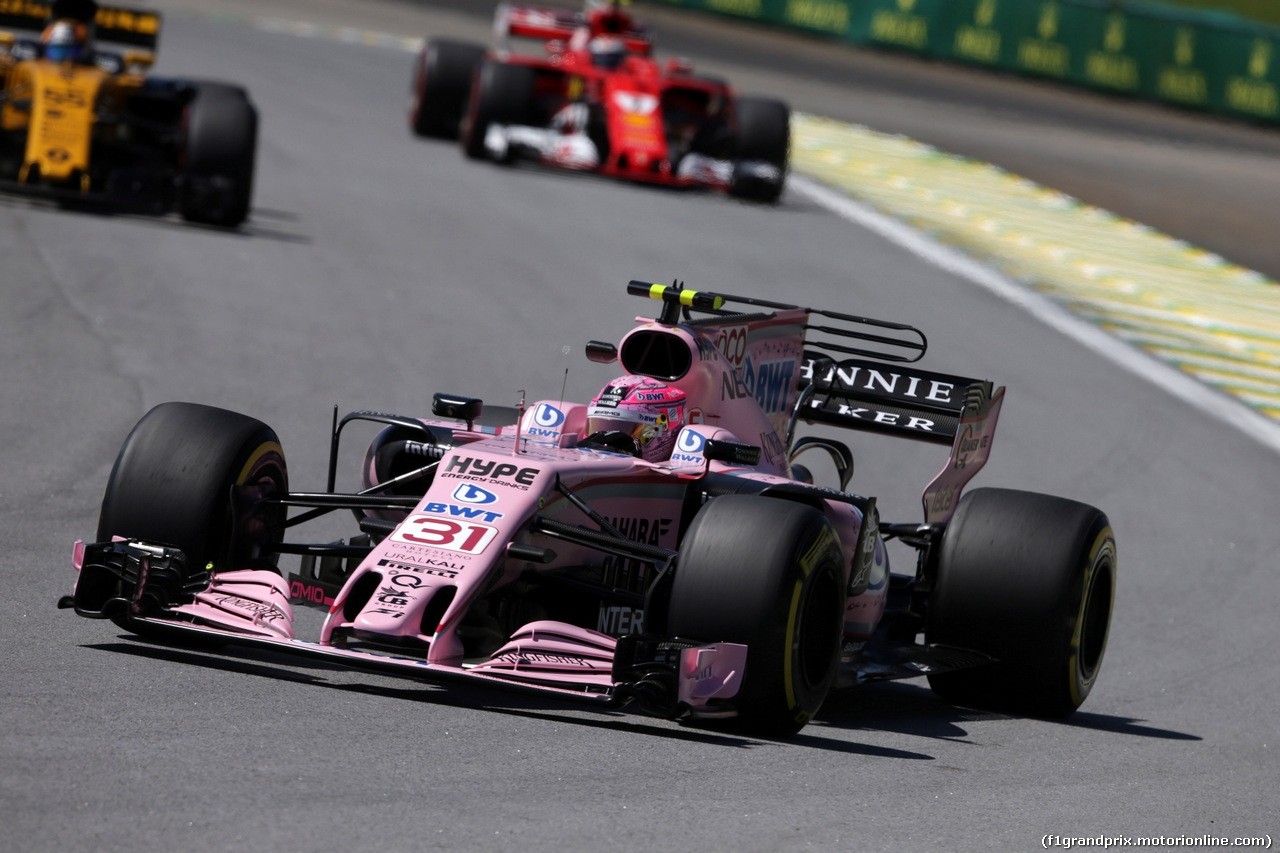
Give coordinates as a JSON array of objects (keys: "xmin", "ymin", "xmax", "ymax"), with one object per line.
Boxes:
[
  {"xmin": 410, "ymin": 39, "xmax": 486, "ymax": 139},
  {"xmin": 461, "ymin": 61, "xmax": 535, "ymax": 161},
  {"xmin": 666, "ymin": 495, "xmax": 846, "ymax": 736},
  {"xmin": 96, "ymin": 402, "xmax": 289, "ymax": 631}
]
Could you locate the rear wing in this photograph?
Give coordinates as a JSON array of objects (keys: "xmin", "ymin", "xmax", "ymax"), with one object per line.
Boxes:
[
  {"xmin": 0, "ymin": 1, "xmax": 160, "ymax": 51},
  {"xmin": 494, "ymin": 2, "xmax": 651, "ymax": 55},
  {"xmin": 800, "ymin": 355, "xmax": 1005, "ymax": 522},
  {"xmin": 799, "ymin": 355, "xmax": 989, "ymax": 447}
]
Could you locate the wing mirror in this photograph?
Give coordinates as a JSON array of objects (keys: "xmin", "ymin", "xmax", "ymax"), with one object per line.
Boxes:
[
  {"xmin": 585, "ymin": 340, "xmax": 618, "ymax": 364},
  {"xmin": 704, "ymin": 439, "xmax": 761, "ymax": 466},
  {"xmin": 432, "ymin": 393, "xmax": 484, "ymax": 430}
]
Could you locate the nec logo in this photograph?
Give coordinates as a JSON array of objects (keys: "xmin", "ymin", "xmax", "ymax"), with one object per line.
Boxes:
[{"xmin": 452, "ymin": 483, "xmax": 498, "ymax": 505}]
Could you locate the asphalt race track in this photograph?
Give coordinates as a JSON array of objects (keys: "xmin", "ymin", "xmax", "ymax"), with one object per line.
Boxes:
[{"xmin": 2, "ymin": 2, "xmax": 1277, "ymax": 851}]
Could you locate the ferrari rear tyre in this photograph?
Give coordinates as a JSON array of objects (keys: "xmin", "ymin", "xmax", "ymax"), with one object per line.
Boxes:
[
  {"xmin": 97, "ymin": 402, "xmax": 288, "ymax": 578},
  {"xmin": 462, "ymin": 61, "xmax": 535, "ymax": 160},
  {"xmin": 410, "ymin": 39, "xmax": 486, "ymax": 139},
  {"xmin": 729, "ymin": 96, "xmax": 789, "ymax": 203},
  {"xmin": 925, "ymin": 488, "xmax": 1116, "ymax": 717},
  {"xmin": 179, "ymin": 84, "xmax": 258, "ymax": 227},
  {"xmin": 667, "ymin": 495, "xmax": 845, "ymax": 736}
]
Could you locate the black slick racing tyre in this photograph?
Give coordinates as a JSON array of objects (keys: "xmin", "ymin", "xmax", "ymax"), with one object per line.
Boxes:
[
  {"xmin": 925, "ymin": 488, "xmax": 1116, "ymax": 718},
  {"xmin": 409, "ymin": 39, "xmax": 486, "ymax": 139},
  {"xmin": 179, "ymin": 84, "xmax": 258, "ymax": 227},
  {"xmin": 666, "ymin": 495, "xmax": 846, "ymax": 736},
  {"xmin": 729, "ymin": 96, "xmax": 789, "ymax": 203},
  {"xmin": 461, "ymin": 61, "xmax": 535, "ymax": 160},
  {"xmin": 97, "ymin": 402, "xmax": 288, "ymax": 578}
]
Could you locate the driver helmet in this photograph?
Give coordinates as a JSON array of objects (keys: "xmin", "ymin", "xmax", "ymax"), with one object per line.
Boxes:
[
  {"xmin": 42, "ymin": 19, "xmax": 90, "ymax": 63},
  {"xmin": 586, "ymin": 375, "xmax": 686, "ymax": 462},
  {"xmin": 587, "ymin": 35, "xmax": 626, "ymax": 70}
]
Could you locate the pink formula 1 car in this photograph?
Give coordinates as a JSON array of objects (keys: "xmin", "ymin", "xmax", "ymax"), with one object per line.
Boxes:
[
  {"xmin": 62, "ymin": 282, "xmax": 1116, "ymax": 736},
  {"xmin": 408, "ymin": 2, "xmax": 790, "ymax": 202}
]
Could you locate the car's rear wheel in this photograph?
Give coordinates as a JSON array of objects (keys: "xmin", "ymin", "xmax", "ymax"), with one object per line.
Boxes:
[
  {"xmin": 179, "ymin": 84, "xmax": 258, "ymax": 227},
  {"xmin": 410, "ymin": 39, "xmax": 486, "ymax": 139},
  {"xmin": 925, "ymin": 488, "xmax": 1116, "ymax": 717},
  {"xmin": 666, "ymin": 495, "xmax": 846, "ymax": 736},
  {"xmin": 462, "ymin": 61, "xmax": 536, "ymax": 161},
  {"xmin": 729, "ymin": 96, "xmax": 789, "ymax": 203}
]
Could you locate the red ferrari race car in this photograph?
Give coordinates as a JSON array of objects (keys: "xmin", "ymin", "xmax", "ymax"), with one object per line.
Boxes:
[
  {"xmin": 61, "ymin": 281, "xmax": 1116, "ymax": 736},
  {"xmin": 408, "ymin": 1, "xmax": 790, "ymax": 201}
]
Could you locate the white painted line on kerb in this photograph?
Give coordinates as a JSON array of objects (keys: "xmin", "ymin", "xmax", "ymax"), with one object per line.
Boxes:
[{"xmin": 789, "ymin": 174, "xmax": 1280, "ymax": 456}]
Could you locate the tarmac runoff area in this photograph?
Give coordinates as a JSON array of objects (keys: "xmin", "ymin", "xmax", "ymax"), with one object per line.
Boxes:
[{"xmin": 234, "ymin": 10, "xmax": 1280, "ymax": 448}]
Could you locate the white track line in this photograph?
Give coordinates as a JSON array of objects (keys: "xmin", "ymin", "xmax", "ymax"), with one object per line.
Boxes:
[{"xmin": 789, "ymin": 174, "xmax": 1280, "ymax": 456}]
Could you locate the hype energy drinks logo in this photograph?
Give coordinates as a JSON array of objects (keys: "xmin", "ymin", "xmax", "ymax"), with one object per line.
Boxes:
[{"xmin": 526, "ymin": 403, "xmax": 566, "ymax": 439}]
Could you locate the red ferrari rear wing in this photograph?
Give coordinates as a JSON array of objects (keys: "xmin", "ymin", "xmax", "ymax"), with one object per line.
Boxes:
[{"xmin": 495, "ymin": 2, "xmax": 651, "ymax": 55}]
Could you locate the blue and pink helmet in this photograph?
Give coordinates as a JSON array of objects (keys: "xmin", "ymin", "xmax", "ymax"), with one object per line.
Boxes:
[{"xmin": 587, "ymin": 375, "xmax": 686, "ymax": 461}]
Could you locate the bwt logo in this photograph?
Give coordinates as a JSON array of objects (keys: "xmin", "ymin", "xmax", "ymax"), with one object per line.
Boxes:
[
  {"xmin": 743, "ymin": 356, "xmax": 796, "ymax": 415},
  {"xmin": 452, "ymin": 483, "xmax": 498, "ymax": 505},
  {"xmin": 676, "ymin": 429, "xmax": 706, "ymax": 454},
  {"xmin": 533, "ymin": 403, "xmax": 565, "ymax": 429},
  {"xmin": 422, "ymin": 502, "xmax": 504, "ymax": 523}
]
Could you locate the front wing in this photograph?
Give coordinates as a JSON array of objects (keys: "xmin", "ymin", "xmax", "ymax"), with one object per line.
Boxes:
[
  {"xmin": 482, "ymin": 124, "xmax": 780, "ymax": 193},
  {"xmin": 61, "ymin": 538, "xmax": 747, "ymax": 721}
]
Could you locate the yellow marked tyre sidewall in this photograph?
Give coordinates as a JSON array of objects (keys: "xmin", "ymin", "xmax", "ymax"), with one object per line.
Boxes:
[{"xmin": 1068, "ymin": 525, "xmax": 1117, "ymax": 708}]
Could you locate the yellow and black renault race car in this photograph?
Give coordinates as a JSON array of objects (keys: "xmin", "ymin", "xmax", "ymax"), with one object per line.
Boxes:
[{"xmin": 0, "ymin": 0, "xmax": 257, "ymax": 226}]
